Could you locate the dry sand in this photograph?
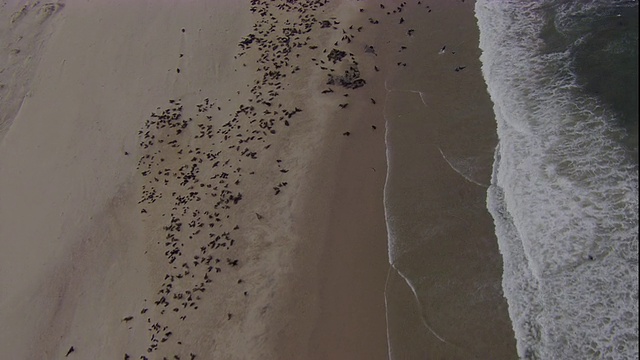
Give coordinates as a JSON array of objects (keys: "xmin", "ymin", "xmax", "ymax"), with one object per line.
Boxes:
[{"xmin": 0, "ymin": 0, "xmax": 515, "ymax": 359}]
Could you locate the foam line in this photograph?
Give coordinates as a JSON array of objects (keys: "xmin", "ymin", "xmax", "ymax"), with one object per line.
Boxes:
[
  {"xmin": 437, "ymin": 147, "xmax": 488, "ymax": 187},
  {"xmin": 390, "ymin": 264, "xmax": 448, "ymax": 343},
  {"xmin": 384, "ymin": 266, "xmax": 393, "ymax": 360}
]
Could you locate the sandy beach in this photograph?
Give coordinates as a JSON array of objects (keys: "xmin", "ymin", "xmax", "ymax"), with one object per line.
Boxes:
[{"xmin": 1, "ymin": 1, "xmax": 516, "ymax": 359}]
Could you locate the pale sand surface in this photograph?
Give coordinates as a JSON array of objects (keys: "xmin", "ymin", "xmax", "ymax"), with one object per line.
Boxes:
[
  {"xmin": 0, "ymin": 0, "xmax": 515, "ymax": 359},
  {"xmin": 0, "ymin": 1, "xmax": 255, "ymax": 358},
  {"xmin": 0, "ymin": 2, "xmax": 62, "ymax": 138}
]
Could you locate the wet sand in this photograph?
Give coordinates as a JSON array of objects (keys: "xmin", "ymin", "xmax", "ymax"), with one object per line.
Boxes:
[{"xmin": 380, "ymin": 1, "xmax": 518, "ymax": 359}]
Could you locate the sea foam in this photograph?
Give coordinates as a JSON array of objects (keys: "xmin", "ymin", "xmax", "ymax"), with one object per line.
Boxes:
[{"xmin": 476, "ymin": 0, "xmax": 639, "ymax": 358}]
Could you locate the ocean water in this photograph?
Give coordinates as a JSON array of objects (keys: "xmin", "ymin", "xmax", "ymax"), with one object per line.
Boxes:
[{"xmin": 476, "ymin": 0, "xmax": 639, "ymax": 358}]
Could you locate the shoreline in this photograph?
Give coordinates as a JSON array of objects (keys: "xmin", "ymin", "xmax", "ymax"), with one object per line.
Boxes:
[{"xmin": 379, "ymin": 1, "xmax": 518, "ymax": 358}]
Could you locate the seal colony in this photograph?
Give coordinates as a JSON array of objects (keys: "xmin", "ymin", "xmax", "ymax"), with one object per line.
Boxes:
[{"xmin": 132, "ymin": 1, "xmax": 432, "ymax": 358}]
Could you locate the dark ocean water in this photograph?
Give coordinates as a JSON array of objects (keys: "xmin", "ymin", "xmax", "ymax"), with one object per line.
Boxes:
[{"xmin": 476, "ymin": 0, "xmax": 638, "ymax": 358}]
